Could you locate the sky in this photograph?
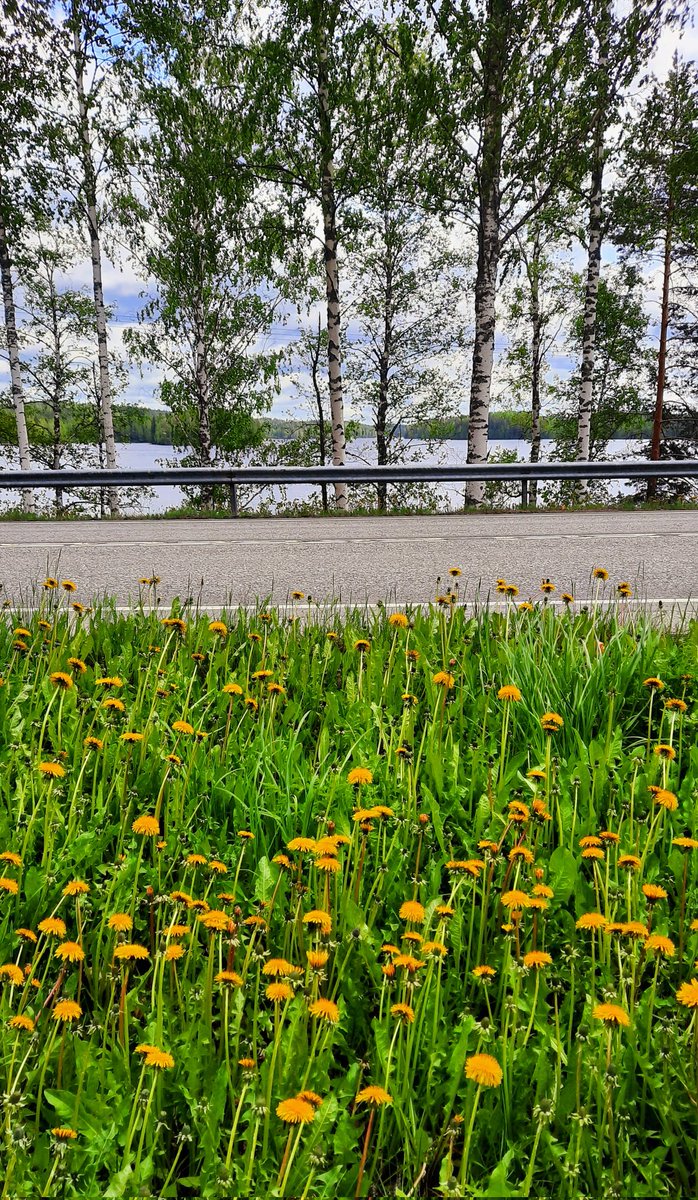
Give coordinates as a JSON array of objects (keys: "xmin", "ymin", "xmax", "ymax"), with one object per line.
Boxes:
[{"xmin": 2, "ymin": 12, "xmax": 697, "ymax": 429}]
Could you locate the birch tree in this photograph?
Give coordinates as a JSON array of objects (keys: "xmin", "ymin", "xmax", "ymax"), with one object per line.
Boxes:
[
  {"xmin": 0, "ymin": 0, "xmax": 54, "ymax": 512},
  {"xmin": 120, "ymin": 0, "xmax": 283, "ymax": 510},
  {"xmin": 242, "ymin": 0, "xmax": 380, "ymax": 510},
  {"xmin": 60, "ymin": 0, "xmax": 122, "ymax": 514},
  {"xmin": 613, "ymin": 58, "xmax": 698, "ymax": 499},
  {"xmin": 574, "ymin": 1, "xmax": 681, "ymax": 480},
  {"xmin": 415, "ymin": 0, "xmax": 588, "ymax": 504}
]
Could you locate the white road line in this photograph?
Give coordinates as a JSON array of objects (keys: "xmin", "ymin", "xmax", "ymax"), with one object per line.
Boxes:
[{"xmin": 2, "ymin": 530, "xmax": 697, "ymax": 550}]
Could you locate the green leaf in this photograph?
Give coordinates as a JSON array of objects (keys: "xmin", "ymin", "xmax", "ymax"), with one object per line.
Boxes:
[{"xmin": 548, "ymin": 846, "xmax": 577, "ymax": 903}]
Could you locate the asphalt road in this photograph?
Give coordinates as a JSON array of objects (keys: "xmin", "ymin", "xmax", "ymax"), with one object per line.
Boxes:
[{"xmin": 3, "ymin": 510, "xmax": 698, "ymax": 610}]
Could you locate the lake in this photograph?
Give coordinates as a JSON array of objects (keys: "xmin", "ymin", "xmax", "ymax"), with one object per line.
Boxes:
[{"xmin": 3, "ymin": 438, "xmax": 644, "ymax": 515}]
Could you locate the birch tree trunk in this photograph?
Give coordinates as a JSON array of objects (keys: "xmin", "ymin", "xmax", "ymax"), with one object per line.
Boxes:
[
  {"xmin": 529, "ymin": 238, "xmax": 542, "ymax": 508},
  {"xmin": 647, "ymin": 195, "xmax": 673, "ymax": 502},
  {"xmin": 317, "ymin": 19, "xmax": 347, "ymax": 511},
  {"xmin": 0, "ymin": 214, "xmax": 34, "ymax": 514},
  {"xmin": 72, "ymin": 20, "xmax": 119, "ymax": 516},
  {"xmin": 465, "ymin": 4, "xmax": 506, "ymax": 506},
  {"xmin": 575, "ymin": 148, "xmax": 604, "ymax": 469},
  {"xmin": 375, "ymin": 247, "xmax": 393, "ymax": 512},
  {"xmin": 575, "ymin": 10, "xmax": 609, "ymax": 487},
  {"xmin": 193, "ymin": 289, "xmax": 214, "ymax": 509},
  {"xmin": 310, "ymin": 316, "xmax": 329, "ymax": 512}
]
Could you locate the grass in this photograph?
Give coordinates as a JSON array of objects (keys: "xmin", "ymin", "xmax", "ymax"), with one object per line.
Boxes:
[{"xmin": 0, "ymin": 572, "xmax": 696, "ymax": 1198}]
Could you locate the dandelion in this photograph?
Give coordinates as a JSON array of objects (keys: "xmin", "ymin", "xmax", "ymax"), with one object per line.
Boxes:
[
  {"xmin": 356, "ymin": 1086, "xmax": 392, "ymax": 1106},
  {"xmin": 132, "ymin": 815, "xmax": 160, "ymax": 836},
  {"xmin": 49, "ymin": 671, "xmax": 73, "ymax": 690},
  {"xmin": 472, "ymin": 965, "xmax": 496, "ymax": 978},
  {"xmin": 576, "ymin": 913, "xmax": 607, "ymax": 930},
  {"xmin": 677, "ymin": 980, "xmax": 698, "ymax": 1008},
  {"xmin": 642, "ymin": 884, "xmax": 667, "ymax": 902},
  {"xmin": 84, "ymin": 736, "xmax": 103, "ymax": 750},
  {"xmin": 266, "ymin": 982, "xmax": 293, "ymax": 1002},
  {"xmin": 223, "ymin": 682, "xmax": 243, "ymax": 696},
  {"xmin": 55, "ymin": 941, "xmax": 85, "ymax": 963},
  {"xmin": 665, "ymin": 698, "xmax": 688, "ymax": 712},
  {"xmin": 303, "ymin": 909, "xmax": 332, "ymax": 935},
  {"xmin": 38, "ymin": 917, "xmax": 66, "ymax": 937},
  {"xmin": 399, "ymin": 899, "xmax": 425, "ymax": 923},
  {"xmin": 498, "ymin": 684, "xmax": 521, "ymax": 702},
  {"xmin": 593, "ymin": 1003, "xmax": 630, "ymax": 1028},
  {"xmin": 0, "ymin": 878, "xmax": 18, "ymax": 895},
  {"xmin": 95, "ymin": 676, "xmax": 123, "ymax": 687},
  {"xmin": 52, "ymin": 1127, "xmax": 77, "ymax": 1140},
  {"xmin": 465, "ymin": 1053, "xmax": 503, "ymax": 1087},
  {"xmin": 53, "ymin": 999, "xmax": 82, "ymax": 1022},
  {"xmin": 654, "ymin": 744, "xmax": 676, "ymax": 761},
  {"xmin": 643, "ymin": 677, "xmax": 664, "ymax": 690},
  {"xmin": 0, "ymin": 851, "xmax": 22, "ymax": 867},
  {"xmin": 645, "ymin": 935, "xmax": 675, "ymax": 956},
  {"xmin": 145, "ymin": 1049, "xmax": 175, "ymax": 1069},
  {"xmin": 307, "ymin": 950, "xmax": 329, "ymax": 969},
  {"xmin": 113, "ymin": 944, "xmax": 150, "ymax": 961},
  {"xmin": 388, "ymin": 612, "xmax": 409, "ymax": 628},
  {"xmin": 108, "ymin": 913, "xmax": 133, "ymax": 932},
  {"xmin": 432, "ymin": 671, "xmax": 455, "ymax": 687},
  {"xmin": 277, "ymin": 1097, "xmax": 315, "ymax": 1124},
  {"xmin": 208, "ymin": 620, "xmax": 227, "ymax": 635},
  {"xmin": 541, "ymin": 711, "xmax": 564, "ymax": 732},
  {"xmin": 172, "ymin": 720, "xmax": 194, "ymax": 735},
  {"xmin": 308, "ymin": 997, "xmax": 340, "ymax": 1023},
  {"xmin": 0, "ymin": 963, "xmax": 23, "ymax": 986},
  {"xmin": 102, "ymin": 698, "xmax": 125, "ymax": 712},
  {"xmin": 523, "ymin": 951, "xmax": 552, "ymax": 968},
  {"xmin": 63, "ymin": 880, "xmax": 89, "ymax": 897},
  {"xmin": 38, "ymin": 762, "xmax": 66, "ymax": 778},
  {"xmin": 593, "ymin": 567, "xmax": 609, "ymax": 580},
  {"xmin": 262, "ymin": 958, "xmax": 301, "ymax": 977},
  {"xmin": 347, "ymin": 767, "xmax": 373, "ymax": 786},
  {"xmin": 216, "ymin": 971, "xmax": 244, "ymax": 987},
  {"xmin": 390, "ymin": 1002, "xmax": 415, "ymax": 1023},
  {"xmin": 674, "ymin": 837, "xmax": 698, "ymax": 851},
  {"xmin": 9, "ymin": 1014, "xmax": 35, "ymax": 1032},
  {"xmin": 618, "ymin": 854, "xmax": 642, "ymax": 871},
  {"xmin": 354, "ymin": 639, "xmax": 370, "ymax": 652},
  {"xmin": 654, "ymin": 790, "xmax": 679, "ymax": 813}
]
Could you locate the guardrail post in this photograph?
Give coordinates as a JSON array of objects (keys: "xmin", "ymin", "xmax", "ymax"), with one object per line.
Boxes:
[
  {"xmin": 229, "ymin": 482, "xmax": 238, "ymax": 517},
  {"xmin": 521, "ymin": 478, "xmax": 528, "ymax": 509}
]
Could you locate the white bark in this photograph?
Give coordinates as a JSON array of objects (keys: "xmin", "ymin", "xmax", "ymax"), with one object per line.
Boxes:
[
  {"xmin": 317, "ymin": 23, "xmax": 347, "ymax": 511},
  {"xmin": 0, "ymin": 213, "xmax": 34, "ymax": 514},
  {"xmin": 73, "ymin": 21, "xmax": 119, "ymax": 516},
  {"xmin": 465, "ymin": 188, "xmax": 499, "ymax": 505},
  {"xmin": 575, "ymin": 154, "xmax": 604, "ymax": 467}
]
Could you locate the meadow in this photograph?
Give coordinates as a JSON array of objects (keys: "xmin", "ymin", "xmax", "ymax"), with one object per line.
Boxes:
[{"xmin": 0, "ymin": 573, "xmax": 696, "ymax": 1199}]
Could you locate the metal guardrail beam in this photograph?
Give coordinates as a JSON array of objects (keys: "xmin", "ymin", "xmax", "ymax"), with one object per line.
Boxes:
[{"xmin": 0, "ymin": 459, "xmax": 697, "ymax": 489}]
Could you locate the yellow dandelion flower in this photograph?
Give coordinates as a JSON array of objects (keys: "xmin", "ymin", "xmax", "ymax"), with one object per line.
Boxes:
[
  {"xmin": 356, "ymin": 1086, "xmax": 392, "ymax": 1107},
  {"xmin": 498, "ymin": 685, "xmax": 521, "ymax": 702},
  {"xmin": 145, "ymin": 1049, "xmax": 175, "ymax": 1069},
  {"xmin": 465, "ymin": 1053, "xmax": 502, "ymax": 1087},
  {"xmin": 216, "ymin": 970, "xmax": 244, "ymax": 987},
  {"xmin": 208, "ymin": 620, "xmax": 227, "ymax": 635},
  {"xmin": 472, "ymin": 964, "xmax": 496, "ymax": 978},
  {"xmin": 49, "ymin": 671, "xmax": 73, "ymax": 690},
  {"xmin": 9, "ymin": 1014, "xmax": 35, "ymax": 1032},
  {"xmin": 645, "ymin": 935, "xmax": 675, "ymax": 957},
  {"xmin": 62, "ymin": 880, "xmax": 89, "ymax": 897},
  {"xmin": 53, "ymin": 999, "xmax": 82, "ymax": 1022},
  {"xmin": 654, "ymin": 744, "xmax": 676, "ymax": 760},
  {"xmin": 399, "ymin": 899, "xmax": 425, "ymax": 923},
  {"xmin": 347, "ymin": 767, "xmax": 373, "ymax": 786},
  {"xmin": 38, "ymin": 762, "xmax": 66, "ymax": 778},
  {"xmin": 307, "ymin": 950, "xmax": 329, "ymax": 969},
  {"xmin": 0, "ymin": 877, "xmax": 18, "ymax": 894},
  {"xmin": 55, "ymin": 941, "xmax": 85, "ymax": 963},
  {"xmin": 303, "ymin": 909, "xmax": 332, "ymax": 935},
  {"xmin": 523, "ymin": 951, "xmax": 552, "ymax": 969},
  {"xmin": 593, "ymin": 1003, "xmax": 630, "ymax": 1027},
  {"xmin": 0, "ymin": 963, "xmax": 23, "ymax": 986},
  {"xmin": 388, "ymin": 612, "xmax": 409, "ymax": 628},
  {"xmin": 432, "ymin": 671, "xmax": 455, "ymax": 687},
  {"xmin": 677, "ymin": 979, "xmax": 698, "ymax": 1008},
  {"xmin": 132, "ymin": 815, "xmax": 160, "ymax": 836},
  {"xmin": 308, "ymin": 997, "xmax": 340, "ymax": 1023},
  {"xmin": 113, "ymin": 943, "xmax": 150, "ymax": 961},
  {"xmin": 108, "ymin": 913, "xmax": 133, "ymax": 932},
  {"xmin": 39, "ymin": 917, "xmax": 67, "ymax": 938},
  {"xmin": 0, "ymin": 851, "xmax": 22, "ymax": 868},
  {"xmin": 576, "ymin": 912, "xmax": 607, "ymax": 931},
  {"xmin": 277, "ymin": 1098, "xmax": 315, "ymax": 1124},
  {"xmin": 266, "ymin": 981, "xmax": 294, "ymax": 1002}
]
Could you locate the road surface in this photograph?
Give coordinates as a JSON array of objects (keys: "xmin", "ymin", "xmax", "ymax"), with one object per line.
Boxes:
[{"xmin": 3, "ymin": 510, "xmax": 697, "ymax": 610}]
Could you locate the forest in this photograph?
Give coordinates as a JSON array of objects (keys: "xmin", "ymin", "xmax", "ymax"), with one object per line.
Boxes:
[{"xmin": 1, "ymin": 0, "xmax": 697, "ymax": 515}]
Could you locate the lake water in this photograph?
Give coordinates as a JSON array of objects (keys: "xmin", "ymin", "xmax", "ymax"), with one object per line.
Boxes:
[{"xmin": 4, "ymin": 438, "xmax": 643, "ymax": 515}]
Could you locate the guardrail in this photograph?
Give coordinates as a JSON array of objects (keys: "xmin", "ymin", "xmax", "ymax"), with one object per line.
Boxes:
[{"xmin": 2, "ymin": 460, "xmax": 696, "ymax": 515}]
